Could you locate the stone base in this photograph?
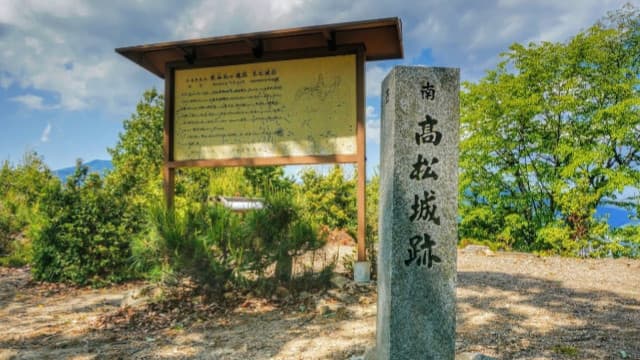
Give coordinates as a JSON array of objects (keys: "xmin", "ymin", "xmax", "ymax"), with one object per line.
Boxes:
[
  {"xmin": 456, "ymin": 353, "xmax": 497, "ymax": 360},
  {"xmin": 348, "ymin": 346, "xmax": 376, "ymax": 360},
  {"xmin": 353, "ymin": 261, "xmax": 371, "ymax": 283},
  {"xmin": 364, "ymin": 346, "xmax": 377, "ymax": 360},
  {"xmin": 355, "ymin": 349, "xmax": 496, "ymax": 360}
]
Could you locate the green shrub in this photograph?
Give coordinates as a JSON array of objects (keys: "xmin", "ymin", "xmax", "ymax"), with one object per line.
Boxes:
[
  {"xmin": 0, "ymin": 196, "xmax": 30, "ymax": 258},
  {"xmin": 0, "ymin": 238, "xmax": 32, "ymax": 267},
  {"xmin": 0, "ymin": 152, "xmax": 57, "ymax": 263},
  {"xmin": 459, "ymin": 206, "xmax": 503, "ymax": 245},
  {"xmin": 244, "ymin": 190, "xmax": 325, "ymax": 282},
  {"xmin": 590, "ymin": 225, "xmax": 640, "ymax": 258},
  {"xmin": 197, "ymin": 204, "xmax": 247, "ymax": 281},
  {"xmin": 146, "ymin": 201, "xmax": 248, "ymax": 290},
  {"xmin": 365, "ymin": 174, "xmax": 380, "ymax": 278},
  {"xmin": 535, "ymin": 222, "xmax": 573, "ymax": 256},
  {"xmin": 298, "ymin": 165, "xmax": 357, "ymax": 232},
  {"xmin": 31, "ymin": 162, "xmax": 135, "ymax": 285},
  {"xmin": 145, "ymin": 187, "xmax": 326, "ymax": 292},
  {"xmin": 244, "ymin": 166, "xmax": 293, "ymax": 196},
  {"xmin": 0, "ymin": 200, "xmax": 16, "ymax": 256}
]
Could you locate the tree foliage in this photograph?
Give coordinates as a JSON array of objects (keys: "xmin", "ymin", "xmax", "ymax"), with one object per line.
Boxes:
[
  {"xmin": 108, "ymin": 88, "xmax": 164, "ymax": 197},
  {"xmin": 244, "ymin": 190, "xmax": 323, "ymax": 282},
  {"xmin": 298, "ymin": 165, "xmax": 357, "ymax": 232},
  {"xmin": 244, "ymin": 166, "xmax": 294, "ymax": 196},
  {"xmin": 106, "ymin": 88, "xmax": 324, "ymax": 286},
  {"xmin": 460, "ymin": 6, "xmax": 640, "ymax": 255},
  {"xmin": 32, "ymin": 162, "xmax": 136, "ymax": 284},
  {"xmin": 0, "ymin": 152, "xmax": 57, "ymax": 262}
]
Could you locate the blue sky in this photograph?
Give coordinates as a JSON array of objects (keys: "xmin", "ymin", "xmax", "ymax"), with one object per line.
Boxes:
[{"xmin": 0, "ymin": 0, "xmax": 635, "ymax": 175}]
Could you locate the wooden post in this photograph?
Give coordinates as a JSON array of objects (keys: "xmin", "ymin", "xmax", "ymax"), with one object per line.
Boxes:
[
  {"xmin": 163, "ymin": 166, "xmax": 175, "ymax": 209},
  {"xmin": 164, "ymin": 64, "xmax": 175, "ymax": 209},
  {"xmin": 356, "ymin": 47, "xmax": 367, "ymax": 262}
]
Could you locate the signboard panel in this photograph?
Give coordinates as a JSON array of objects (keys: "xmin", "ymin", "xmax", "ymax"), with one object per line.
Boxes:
[{"xmin": 173, "ymin": 54, "xmax": 357, "ymax": 161}]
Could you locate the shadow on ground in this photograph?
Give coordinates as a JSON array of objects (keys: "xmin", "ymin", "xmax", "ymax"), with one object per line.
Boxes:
[
  {"xmin": 0, "ymin": 265, "xmax": 638, "ymax": 359},
  {"xmin": 0, "ymin": 267, "xmax": 29, "ymax": 310},
  {"xmin": 0, "ymin": 304, "xmax": 373, "ymax": 359},
  {"xmin": 457, "ymin": 271, "xmax": 640, "ymax": 359}
]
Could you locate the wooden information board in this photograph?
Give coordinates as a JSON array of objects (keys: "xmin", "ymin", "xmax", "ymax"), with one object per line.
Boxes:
[
  {"xmin": 173, "ymin": 54, "xmax": 357, "ymax": 161},
  {"xmin": 117, "ymin": 18, "xmax": 404, "ymax": 264}
]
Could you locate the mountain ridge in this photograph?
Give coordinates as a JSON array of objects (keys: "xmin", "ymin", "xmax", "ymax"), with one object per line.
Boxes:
[
  {"xmin": 54, "ymin": 159, "xmax": 113, "ymax": 182},
  {"xmin": 52, "ymin": 160, "xmax": 635, "ymax": 228}
]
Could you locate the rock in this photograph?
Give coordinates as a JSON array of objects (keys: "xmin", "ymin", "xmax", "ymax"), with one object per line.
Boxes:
[
  {"xmin": 327, "ymin": 289, "xmax": 356, "ymax": 303},
  {"xmin": 330, "ymin": 275, "xmax": 350, "ymax": 289},
  {"xmin": 316, "ymin": 304, "xmax": 331, "ymax": 315},
  {"xmin": 121, "ymin": 290, "xmax": 143, "ymax": 308},
  {"xmin": 462, "ymin": 245, "xmax": 494, "ymax": 256},
  {"xmin": 121, "ymin": 285, "xmax": 161, "ymax": 308},
  {"xmin": 315, "ymin": 299, "xmax": 345, "ymax": 315},
  {"xmin": 275, "ymin": 286, "xmax": 289, "ymax": 299},
  {"xmin": 363, "ymin": 346, "xmax": 377, "ymax": 360},
  {"xmin": 348, "ymin": 346, "xmax": 376, "ymax": 360},
  {"xmin": 456, "ymin": 352, "xmax": 497, "ymax": 360},
  {"xmin": 355, "ymin": 280, "xmax": 375, "ymax": 290}
]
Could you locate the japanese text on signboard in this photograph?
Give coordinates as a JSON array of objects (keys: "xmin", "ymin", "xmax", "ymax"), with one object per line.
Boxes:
[{"xmin": 173, "ymin": 55, "xmax": 357, "ymax": 161}]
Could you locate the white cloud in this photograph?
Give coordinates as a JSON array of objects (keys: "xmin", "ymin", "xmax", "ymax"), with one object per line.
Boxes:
[
  {"xmin": 399, "ymin": 0, "xmax": 628, "ymax": 80},
  {"xmin": 10, "ymin": 94, "xmax": 53, "ymax": 110},
  {"xmin": 173, "ymin": 0, "xmax": 289, "ymax": 39},
  {"xmin": 366, "ymin": 119, "xmax": 380, "ymax": 145},
  {"xmin": 40, "ymin": 122, "xmax": 52, "ymax": 142},
  {"xmin": 0, "ymin": 0, "xmax": 167, "ymax": 114},
  {"xmin": 0, "ymin": 73, "xmax": 13, "ymax": 89},
  {"xmin": 24, "ymin": 36, "xmax": 43, "ymax": 54},
  {"xmin": 0, "ymin": 0, "xmax": 631, "ymax": 116},
  {"xmin": 366, "ymin": 65, "xmax": 389, "ymax": 97},
  {"xmin": 366, "ymin": 105, "xmax": 376, "ymax": 119}
]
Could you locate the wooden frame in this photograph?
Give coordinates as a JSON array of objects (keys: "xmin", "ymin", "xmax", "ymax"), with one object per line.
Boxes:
[{"xmin": 163, "ymin": 45, "xmax": 368, "ymax": 261}]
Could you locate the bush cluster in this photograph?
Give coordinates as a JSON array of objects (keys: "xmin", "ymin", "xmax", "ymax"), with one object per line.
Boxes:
[
  {"xmin": 31, "ymin": 163, "xmax": 137, "ymax": 285},
  {"xmin": 0, "ymin": 152, "xmax": 57, "ymax": 266},
  {"xmin": 140, "ymin": 188, "xmax": 326, "ymax": 294},
  {"xmin": 1, "ymin": 90, "xmax": 372, "ymax": 289}
]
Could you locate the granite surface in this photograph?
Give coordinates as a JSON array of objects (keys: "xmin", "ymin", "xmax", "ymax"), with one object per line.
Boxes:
[{"xmin": 376, "ymin": 66, "xmax": 460, "ymax": 360}]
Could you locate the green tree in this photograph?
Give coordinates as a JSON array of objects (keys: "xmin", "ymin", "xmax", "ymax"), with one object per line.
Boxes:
[
  {"xmin": 365, "ymin": 172, "xmax": 380, "ymax": 277},
  {"xmin": 0, "ymin": 152, "xmax": 57, "ymax": 262},
  {"xmin": 243, "ymin": 190, "xmax": 323, "ymax": 282},
  {"xmin": 32, "ymin": 161, "xmax": 135, "ymax": 284},
  {"xmin": 107, "ymin": 88, "xmax": 164, "ymax": 200},
  {"xmin": 298, "ymin": 165, "xmax": 357, "ymax": 232},
  {"xmin": 460, "ymin": 6, "xmax": 640, "ymax": 255},
  {"xmin": 244, "ymin": 166, "xmax": 293, "ymax": 196}
]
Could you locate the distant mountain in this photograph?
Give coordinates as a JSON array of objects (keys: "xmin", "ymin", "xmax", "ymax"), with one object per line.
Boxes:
[
  {"xmin": 50, "ymin": 160, "xmax": 636, "ymax": 228},
  {"xmin": 54, "ymin": 159, "xmax": 113, "ymax": 182}
]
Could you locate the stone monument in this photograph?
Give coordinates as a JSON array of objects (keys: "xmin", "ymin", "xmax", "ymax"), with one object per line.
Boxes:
[{"xmin": 376, "ymin": 66, "xmax": 459, "ymax": 359}]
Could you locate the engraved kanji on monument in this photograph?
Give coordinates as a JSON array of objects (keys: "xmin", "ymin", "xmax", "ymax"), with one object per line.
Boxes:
[{"xmin": 376, "ymin": 66, "xmax": 459, "ymax": 360}]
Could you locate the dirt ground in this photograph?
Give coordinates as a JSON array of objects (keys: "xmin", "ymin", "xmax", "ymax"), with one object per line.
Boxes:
[{"xmin": 0, "ymin": 249, "xmax": 638, "ymax": 360}]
